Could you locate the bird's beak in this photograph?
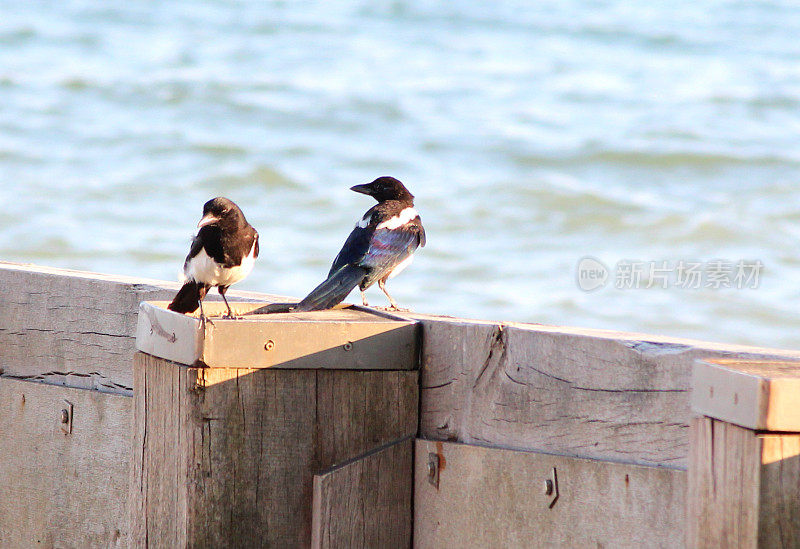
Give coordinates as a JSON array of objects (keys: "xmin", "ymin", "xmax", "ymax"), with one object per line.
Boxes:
[
  {"xmin": 197, "ymin": 213, "xmax": 219, "ymax": 228},
  {"xmin": 350, "ymin": 184, "xmax": 373, "ymax": 195}
]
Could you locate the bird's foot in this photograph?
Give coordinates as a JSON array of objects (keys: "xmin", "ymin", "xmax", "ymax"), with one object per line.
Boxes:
[{"xmin": 199, "ymin": 314, "xmax": 216, "ymax": 329}]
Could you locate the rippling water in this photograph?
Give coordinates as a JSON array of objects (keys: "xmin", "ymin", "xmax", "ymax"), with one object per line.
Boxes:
[{"xmin": 2, "ymin": 1, "xmax": 800, "ymax": 348}]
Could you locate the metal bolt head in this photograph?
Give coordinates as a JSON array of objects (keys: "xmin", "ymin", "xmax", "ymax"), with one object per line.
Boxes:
[
  {"xmin": 544, "ymin": 479, "xmax": 554, "ymax": 495},
  {"xmin": 264, "ymin": 340, "xmax": 275, "ymax": 351},
  {"xmin": 60, "ymin": 409, "xmax": 70, "ymax": 424},
  {"xmin": 427, "ymin": 453, "xmax": 440, "ymax": 488},
  {"xmin": 343, "ymin": 342, "xmax": 353, "ymax": 351}
]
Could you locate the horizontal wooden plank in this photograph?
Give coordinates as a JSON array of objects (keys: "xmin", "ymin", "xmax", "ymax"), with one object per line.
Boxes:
[
  {"xmin": 412, "ymin": 318, "xmax": 800, "ymax": 468},
  {"xmin": 692, "ymin": 359, "xmax": 800, "ymax": 431},
  {"xmin": 0, "ymin": 262, "xmax": 290, "ymax": 393},
  {"xmin": 414, "ymin": 439, "xmax": 686, "ymax": 548},
  {"xmin": 0, "ymin": 378, "xmax": 131, "ymax": 548},
  {"xmin": 311, "ymin": 437, "xmax": 413, "ymax": 549},
  {"xmin": 136, "ymin": 301, "xmax": 419, "ymax": 370}
]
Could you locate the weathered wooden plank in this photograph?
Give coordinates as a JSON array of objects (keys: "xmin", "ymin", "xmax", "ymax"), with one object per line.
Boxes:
[
  {"xmin": 0, "ymin": 262, "xmax": 284, "ymax": 394},
  {"xmin": 692, "ymin": 359, "xmax": 800, "ymax": 431},
  {"xmin": 0, "ymin": 378, "xmax": 131, "ymax": 548},
  {"xmin": 686, "ymin": 416, "xmax": 800, "ymax": 548},
  {"xmin": 414, "ymin": 439, "xmax": 686, "ymax": 548},
  {"xmin": 311, "ymin": 437, "xmax": 413, "ymax": 549},
  {"xmin": 414, "ymin": 317, "xmax": 800, "ymax": 468},
  {"xmin": 131, "ymin": 352, "xmax": 418, "ymax": 548},
  {"xmin": 136, "ymin": 301, "xmax": 419, "ymax": 370}
]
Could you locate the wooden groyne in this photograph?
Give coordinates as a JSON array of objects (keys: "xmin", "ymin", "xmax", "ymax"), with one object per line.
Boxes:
[{"xmin": 0, "ymin": 261, "xmax": 798, "ymax": 547}]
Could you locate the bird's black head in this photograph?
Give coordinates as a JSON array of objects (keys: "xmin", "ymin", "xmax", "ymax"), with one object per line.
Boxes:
[
  {"xmin": 197, "ymin": 197, "xmax": 247, "ymax": 229},
  {"xmin": 350, "ymin": 176, "xmax": 414, "ymax": 203}
]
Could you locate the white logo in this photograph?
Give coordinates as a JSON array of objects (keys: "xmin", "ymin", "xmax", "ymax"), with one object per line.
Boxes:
[{"xmin": 576, "ymin": 257, "xmax": 609, "ymax": 292}]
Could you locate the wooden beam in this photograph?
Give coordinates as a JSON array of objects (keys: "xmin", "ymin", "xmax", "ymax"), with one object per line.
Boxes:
[
  {"xmin": 414, "ymin": 439, "xmax": 686, "ymax": 548},
  {"xmin": 0, "ymin": 378, "xmax": 131, "ymax": 548},
  {"xmin": 413, "ymin": 318, "xmax": 800, "ymax": 468},
  {"xmin": 311, "ymin": 437, "xmax": 413, "ymax": 549},
  {"xmin": 0, "ymin": 262, "xmax": 286, "ymax": 394},
  {"xmin": 692, "ymin": 359, "xmax": 800, "ymax": 431},
  {"xmin": 686, "ymin": 416, "xmax": 800, "ymax": 548},
  {"xmin": 131, "ymin": 353, "xmax": 418, "ymax": 548},
  {"xmin": 135, "ymin": 301, "xmax": 419, "ymax": 370}
]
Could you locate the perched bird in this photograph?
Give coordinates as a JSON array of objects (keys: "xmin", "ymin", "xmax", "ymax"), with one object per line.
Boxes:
[
  {"xmin": 168, "ymin": 197, "xmax": 259, "ymax": 320},
  {"xmin": 296, "ymin": 176, "xmax": 425, "ymax": 312}
]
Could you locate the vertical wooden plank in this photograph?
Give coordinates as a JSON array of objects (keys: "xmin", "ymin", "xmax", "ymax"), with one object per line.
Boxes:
[
  {"xmin": 686, "ymin": 416, "xmax": 800, "ymax": 548},
  {"xmin": 311, "ymin": 438, "xmax": 413, "ymax": 549},
  {"xmin": 129, "ymin": 353, "xmax": 147, "ymax": 548},
  {"xmin": 130, "ymin": 352, "xmax": 189, "ymax": 548},
  {"xmin": 758, "ymin": 434, "xmax": 800, "ymax": 548}
]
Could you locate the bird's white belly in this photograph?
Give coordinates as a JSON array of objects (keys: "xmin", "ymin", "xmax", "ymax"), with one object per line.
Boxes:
[
  {"xmin": 185, "ymin": 243, "xmax": 256, "ymax": 287},
  {"xmin": 388, "ymin": 254, "xmax": 414, "ymax": 279}
]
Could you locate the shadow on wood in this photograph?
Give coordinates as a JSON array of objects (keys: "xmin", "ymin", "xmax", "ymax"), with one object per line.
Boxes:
[
  {"xmin": 687, "ymin": 417, "xmax": 800, "ymax": 547},
  {"xmin": 130, "ymin": 351, "xmax": 418, "ymax": 548},
  {"xmin": 311, "ymin": 437, "xmax": 413, "ymax": 549}
]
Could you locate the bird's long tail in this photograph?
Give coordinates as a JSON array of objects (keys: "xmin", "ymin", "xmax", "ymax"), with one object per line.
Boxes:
[
  {"xmin": 295, "ymin": 265, "xmax": 367, "ymax": 312},
  {"xmin": 168, "ymin": 280, "xmax": 209, "ymax": 314}
]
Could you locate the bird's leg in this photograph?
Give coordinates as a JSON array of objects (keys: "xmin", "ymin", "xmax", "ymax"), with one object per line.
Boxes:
[
  {"xmin": 361, "ymin": 289, "xmax": 369, "ymax": 307},
  {"xmin": 198, "ymin": 285, "xmax": 214, "ymax": 329},
  {"xmin": 198, "ymin": 299, "xmax": 214, "ymax": 329},
  {"xmin": 378, "ymin": 279, "xmax": 399, "ymax": 310},
  {"xmin": 219, "ymin": 286, "xmax": 235, "ymax": 319}
]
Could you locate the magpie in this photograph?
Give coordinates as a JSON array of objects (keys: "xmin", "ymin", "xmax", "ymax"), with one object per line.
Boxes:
[
  {"xmin": 296, "ymin": 176, "xmax": 425, "ymax": 312},
  {"xmin": 168, "ymin": 197, "xmax": 259, "ymax": 320}
]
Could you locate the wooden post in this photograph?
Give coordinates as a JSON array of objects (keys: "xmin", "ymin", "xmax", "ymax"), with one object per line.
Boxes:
[
  {"xmin": 130, "ymin": 302, "xmax": 419, "ymax": 548},
  {"xmin": 687, "ymin": 359, "xmax": 800, "ymax": 548}
]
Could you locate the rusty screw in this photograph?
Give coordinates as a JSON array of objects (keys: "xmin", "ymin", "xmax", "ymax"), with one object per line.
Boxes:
[
  {"xmin": 264, "ymin": 340, "xmax": 275, "ymax": 351},
  {"xmin": 60, "ymin": 409, "xmax": 70, "ymax": 424}
]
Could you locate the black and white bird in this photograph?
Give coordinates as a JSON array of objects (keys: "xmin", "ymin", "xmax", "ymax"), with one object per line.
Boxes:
[
  {"xmin": 168, "ymin": 197, "xmax": 259, "ymax": 320},
  {"xmin": 296, "ymin": 176, "xmax": 425, "ymax": 312}
]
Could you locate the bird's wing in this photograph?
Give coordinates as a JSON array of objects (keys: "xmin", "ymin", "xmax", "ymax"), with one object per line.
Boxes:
[
  {"xmin": 220, "ymin": 229, "xmax": 258, "ymax": 267},
  {"xmin": 183, "ymin": 233, "xmax": 205, "ymax": 272},
  {"xmin": 328, "ymin": 225, "xmax": 372, "ymax": 277},
  {"xmin": 357, "ymin": 217, "xmax": 425, "ymax": 281},
  {"xmin": 328, "ymin": 207, "xmax": 424, "ymax": 282}
]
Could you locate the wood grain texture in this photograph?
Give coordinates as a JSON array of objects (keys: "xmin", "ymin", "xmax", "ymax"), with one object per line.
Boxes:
[
  {"xmin": 136, "ymin": 301, "xmax": 419, "ymax": 370},
  {"xmin": 414, "ymin": 439, "xmax": 686, "ymax": 548},
  {"xmin": 0, "ymin": 377, "xmax": 131, "ymax": 548},
  {"xmin": 0, "ymin": 262, "xmax": 283, "ymax": 394},
  {"xmin": 686, "ymin": 416, "xmax": 800, "ymax": 548},
  {"xmin": 415, "ymin": 317, "xmax": 800, "ymax": 468},
  {"xmin": 692, "ymin": 359, "xmax": 800, "ymax": 431},
  {"xmin": 311, "ymin": 437, "xmax": 413, "ymax": 549},
  {"xmin": 131, "ymin": 352, "xmax": 418, "ymax": 548}
]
